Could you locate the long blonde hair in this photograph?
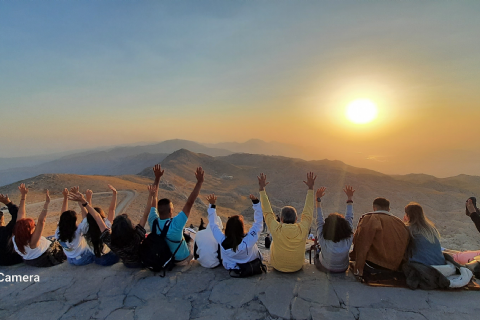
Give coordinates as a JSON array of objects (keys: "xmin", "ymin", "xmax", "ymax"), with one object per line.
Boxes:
[{"xmin": 404, "ymin": 202, "xmax": 440, "ymax": 243}]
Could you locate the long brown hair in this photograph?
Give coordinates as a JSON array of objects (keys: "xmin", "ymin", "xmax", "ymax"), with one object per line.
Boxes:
[
  {"xmin": 405, "ymin": 202, "xmax": 440, "ymax": 243},
  {"xmin": 13, "ymin": 218, "xmax": 35, "ymax": 255},
  {"xmin": 222, "ymin": 215, "xmax": 245, "ymax": 252}
]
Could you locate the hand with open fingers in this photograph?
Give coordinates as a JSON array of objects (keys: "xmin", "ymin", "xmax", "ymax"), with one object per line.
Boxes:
[
  {"xmin": 62, "ymin": 188, "xmax": 69, "ymax": 198},
  {"xmin": 68, "ymin": 192, "xmax": 86, "ymax": 203},
  {"xmin": 147, "ymin": 184, "xmax": 157, "ymax": 197},
  {"xmin": 467, "ymin": 199, "xmax": 476, "ymax": 215},
  {"xmin": 303, "ymin": 172, "xmax": 317, "ymax": 189},
  {"xmin": 19, "ymin": 183, "xmax": 29, "ymax": 196},
  {"xmin": 153, "ymin": 164, "xmax": 165, "ymax": 179},
  {"xmin": 195, "ymin": 167, "xmax": 205, "ymax": 183},
  {"xmin": 316, "ymin": 187, "xmax": 326, "ymax": 199},
  {"xmin": 249, "ymin": 194, "xmax": 258, "ymax": 202},
  {"xmin": 0, "ymin": 194, "xmax": 10, "ymax": 204},
  {"xmin": 70, "ymin": 186, "xmax": 80, "ymax": 194},
  {"xmin": 343, "ymin": 185, "xmax": 355, "ymax": 200},
  {"xmin": 206, "ymin": 194, "xmax": 217, "ymax": 205},
  {"xmin": 45, "ymin": 190, "xmax": 51, "ymax": 205},
  {"xmin": 257, "ymin": 173, "xmax": 269, "ymax": 190},
  {"xmin": 108, "ymin": 184, "xmax": 117, "ymax": 193}
]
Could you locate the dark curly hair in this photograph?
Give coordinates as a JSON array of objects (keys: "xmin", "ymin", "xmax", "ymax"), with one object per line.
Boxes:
[
  {"xmin": 322, "ymin": 213, "xmax": 353, "ymax": 243},
  {"xmin": 58, "ymin": 210, "xmax": 78, "ymax": 243},
  {"xmin": 111, "ymin": 214, "xmax": 135, "ymax": 248}
]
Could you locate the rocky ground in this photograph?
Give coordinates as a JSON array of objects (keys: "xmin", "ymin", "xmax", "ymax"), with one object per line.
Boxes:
[{"xmin": 1, "ymin": 245, "xmax": 479, "ymax": 320}]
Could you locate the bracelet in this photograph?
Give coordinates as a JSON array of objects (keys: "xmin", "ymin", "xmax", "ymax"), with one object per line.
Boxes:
[
  {"xmin": 347, "ymin": 200, "xmax": 353, "ymax": 204},
  {"xmin": 316, "ymin": 197, "xmax": 322, "ymax": 202},
  {"xmin": 21, "ymin": 198, "xmax": 26, "ymax": 200}
]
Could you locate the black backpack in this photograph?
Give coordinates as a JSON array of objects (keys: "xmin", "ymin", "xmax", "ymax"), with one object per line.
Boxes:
[{"xmin": 140, "ymin": 219, "xmax": 182, "ymax": 277}]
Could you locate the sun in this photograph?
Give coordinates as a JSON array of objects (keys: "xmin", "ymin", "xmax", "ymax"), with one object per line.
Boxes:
[{"xmin": 346, "ymin": 99, "xmax": 378, "ymax": 124}]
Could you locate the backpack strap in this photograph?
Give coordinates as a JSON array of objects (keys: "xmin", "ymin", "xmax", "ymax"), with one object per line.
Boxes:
[{"xmin": 217, "ymin": 244, "xmax": 223, "ymax": 266}]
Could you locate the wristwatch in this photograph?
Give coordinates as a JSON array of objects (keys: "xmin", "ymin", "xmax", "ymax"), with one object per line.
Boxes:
[
  {"xmin": 82, "ymin": 202, "xmax": 88, "ymax": 207},
  {"xmin": 317, "ymin": 197, "xmax": 322, "ymax": 202}
]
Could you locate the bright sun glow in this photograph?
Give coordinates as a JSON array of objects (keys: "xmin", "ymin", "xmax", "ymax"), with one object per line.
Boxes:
[{"xmin": 346, "ymin": 99, "xmax": 378, "ymax": 124}]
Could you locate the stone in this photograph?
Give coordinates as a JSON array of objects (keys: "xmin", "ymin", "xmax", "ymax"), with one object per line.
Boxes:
[
  {"xmin": 291, "ymin": 297, "xmax": 313, "ymax": 320},
  {"xmin": 258, "ymin": 280, "xmax": 296, "ymax": 319},
  {"xmin": 310, "ymin": 306, "xmax": 356, "ymax": 320},
  {"xmin": 104, "ymin": 308, "xmax": 135, "ymax": 320},
  {"xmin": 209, "ymin": 278, "xmax": 257, "ymax": 308},
  {"xmin": 358, "ymin": 308, "xmax": 427, "ymax": 320}
]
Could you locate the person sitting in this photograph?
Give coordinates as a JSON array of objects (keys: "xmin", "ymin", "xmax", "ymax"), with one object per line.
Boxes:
[
  {"xmin": 0, "ymin": 193, "xmax": 23, "ymax": 266},
  {"xmin": 349, "ymin": 197, "xmax": 410, "ymax": 276},
  {"xmin": 80, "ymin": 187, "xmax": 119, "ymax": 266},
  {"xmin": 12, "ymin": 184, "xmax": 66, "ymax": 267},
  {"xmin": 259, "ymin": 172, "xmax": 315, "ymax": 273},
  {"xmin": 55, "ymin": 188, "xmax": 95, "ymax": 266},
  {"xmin": 403, "ymin": 202, "xmax": 445, "ymax": 266},
  {"xmin": 194, "ymin": 214, "xmax": 223, "ymax": 269},
  {"xmin": 314, "ymin": 185, "xmax": 354, "ymax": 273},
  {"xmin": 148, "ymin": 166, "xmax": 204, "ymax": 266},
  {"xmin": 206, "ymin": 193, "xmax": 262, "ymax": 270}
]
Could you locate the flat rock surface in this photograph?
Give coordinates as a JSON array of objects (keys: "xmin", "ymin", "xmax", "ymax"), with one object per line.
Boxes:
[{"xmin": 1, "ymin": 260, "xmax": 479, "ymax": 320}]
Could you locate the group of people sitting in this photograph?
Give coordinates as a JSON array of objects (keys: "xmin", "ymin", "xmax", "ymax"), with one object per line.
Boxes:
[{"xmin": 1, "ymin": 165, "xmax": 479, "ymax": 288}]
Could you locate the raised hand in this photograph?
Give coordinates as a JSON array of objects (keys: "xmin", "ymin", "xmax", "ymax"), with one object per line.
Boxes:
[
  {"xmin": 466, "ymin": 199, "xmax": 476, "ymax": 216},
  {"xmin": 108, "ymin": 184, "xmax": 117, "ymax": 194},
  {"xmin": 18, "ymin": 184, "xmax": 29, "ymax": 197},
  {"xmin": 62, "ymin": 188, "xmax": 69, "ymax": 198},
  {"xmin": 86, "ymin": 189, "xmax": 93, "ymax": 203},
  {"xmin": 68, "ymin": 192, "xmax": 87, "ymax": 203},
  {"xmin": 195, "ymin": 167, "xmax": 205, "ymax": 184},
  {"xmin": 249, "ymin": 194, "xmax": 259, "ymax": 202},
  {"xmin": 303, "ymin": 172, "xmax": 317, "ymax": 190},
  {"xmin": 257, "ymin": 173, "xmax": 269, "ymax": 191},
  {"xmin": 316, "ymin": 187, "xmax": 326, "ymax": 199},
  {"xmin": 343, "ymin": 185, "xmax": 355, "ymax": 201},
  {"xmin": 45, "ymin": 190, "xmax": 51, "ymax": 206},
  {"xmin": 70, "ymin": 186, "xmax": 80, "ymax": 194},
  {"xmin": 153, "ymin": 164, "xmax": 165, "ymax": 180},
  {"xmin": 206, "ymin": 194, "xmax": 217, "ymax": 205},
  {"xmin": 0, "ymin": 194, "xmax": 10, "ymax": 205}
]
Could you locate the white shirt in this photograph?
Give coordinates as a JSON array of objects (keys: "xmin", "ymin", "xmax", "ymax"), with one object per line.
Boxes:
[
  {"xmin": 55, "ymin": 217, "xmax": 91, "ymax": 259},
  {"xmin": 12, "ymin": 236, "xmax": 51, "ymax": 260},
  {"xmin": 208, "ymin": 203, "xmax": 263, "ymax": 270},
  {"xmin": 195, "ymin": 216, "xmax": 223, "ymax": 268}
]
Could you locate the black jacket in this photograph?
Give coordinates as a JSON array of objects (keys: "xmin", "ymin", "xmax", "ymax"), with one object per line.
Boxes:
[{"xmin": 0, "ymin": 202, "xmax": 23, "ymax": 266}]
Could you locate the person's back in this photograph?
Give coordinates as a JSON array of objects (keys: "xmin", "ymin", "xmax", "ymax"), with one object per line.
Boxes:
[
  {"xmin": 259, "ymin": 172, "xmax": 316, "ymax": 273},
  {"xmin": 207, "ymin": 194, "xmax": 262, "ymax": 270},
  {"xmin": 194, "ymin": 216, "xmax": 223, "ymax": 268},
  {"xmin": 0, "ymin": 195, "xmax": 23, "ymax": 266},
  {"xmin": 350, "ymin": 197, "xmax": 410, "ymax": 276},
  {"xmin": 404, "ymin": 202, "xmax": 445, "ymax": 266}
]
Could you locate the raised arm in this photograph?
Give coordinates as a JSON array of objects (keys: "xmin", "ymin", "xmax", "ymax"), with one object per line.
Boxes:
[
  {"xmin": 68, "ymin": 192, "xmax": 108, "ymax": 232},
  {"xmin": 61, "ymin": 188, "xmax": 69, "ymax": 213},
  {"xmin": 107, "ymin": 184, "xmax": 117, "ymax": 222},
  {"xmin": 71, "ymin": 186, "xmax": 87, "ymax": 219},
  {"xmin": 139, "ymin": 184, "xmax": 155, "ymax": 228},
  {"xmin": 258, "ymin": 173, "xmax": 277, "ymax": 231},
  {"xmin": 182, "ymin": 167, "xmax": 204, "ymax": 217},
  {"xmin": 242, "ymin": 194, "xmax": 263, "ymax": 248},
  {"xmin": 86, "ymin": 188, "xmax": 93, "ymax": 206},
  {"xmin": 466, "ymin": 199, "xmax": 480, "ymax": 233},
  {"xmin": 17, "ymin": 183, "xmax": 28, "ymax": 221},
  {"xmin": 315, "ymin": 187, "xmax": 327, "ymax": 240},
  {"xmin": 343, "ymin": 185, "xmax": 355, "ymax": 228},
  {"xmin": 153, "ymin": 164, "xmax": 165, "ymax": 188},
  {"xmin": 206, "ymin": 194, "xmax": 226, "ymax": 245},
  {"xmin": 30, "ymin": 190, "xmax": 50, "ymax": 249},
  {"xmin": 299, "ymin": 172, "xmax": 316, "ymax": 230}
]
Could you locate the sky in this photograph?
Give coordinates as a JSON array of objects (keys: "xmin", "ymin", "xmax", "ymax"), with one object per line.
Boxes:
[{"xmin": 1, "ymin": 1, "xmax": 479, "ymax": 177}]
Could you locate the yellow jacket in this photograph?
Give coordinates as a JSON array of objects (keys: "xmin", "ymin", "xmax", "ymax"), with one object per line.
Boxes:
[{"xmin": 260, "ymin": 190, "xmax": 314, "ymax": 272}]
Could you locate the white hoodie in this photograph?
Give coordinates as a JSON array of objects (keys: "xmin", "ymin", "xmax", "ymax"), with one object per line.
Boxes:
[
  {"xmin": 194, "ymin": 216, "xmax": 223, "ymax": 268},
  {"xmin": 208, "ymin": 202, "xmax": 263, "ymax": 270}
]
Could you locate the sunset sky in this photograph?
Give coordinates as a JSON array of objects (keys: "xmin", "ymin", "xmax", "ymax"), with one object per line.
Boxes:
[{"xmin": 1, "ymin": 1, "xmax": 479, "ymax": 177}]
